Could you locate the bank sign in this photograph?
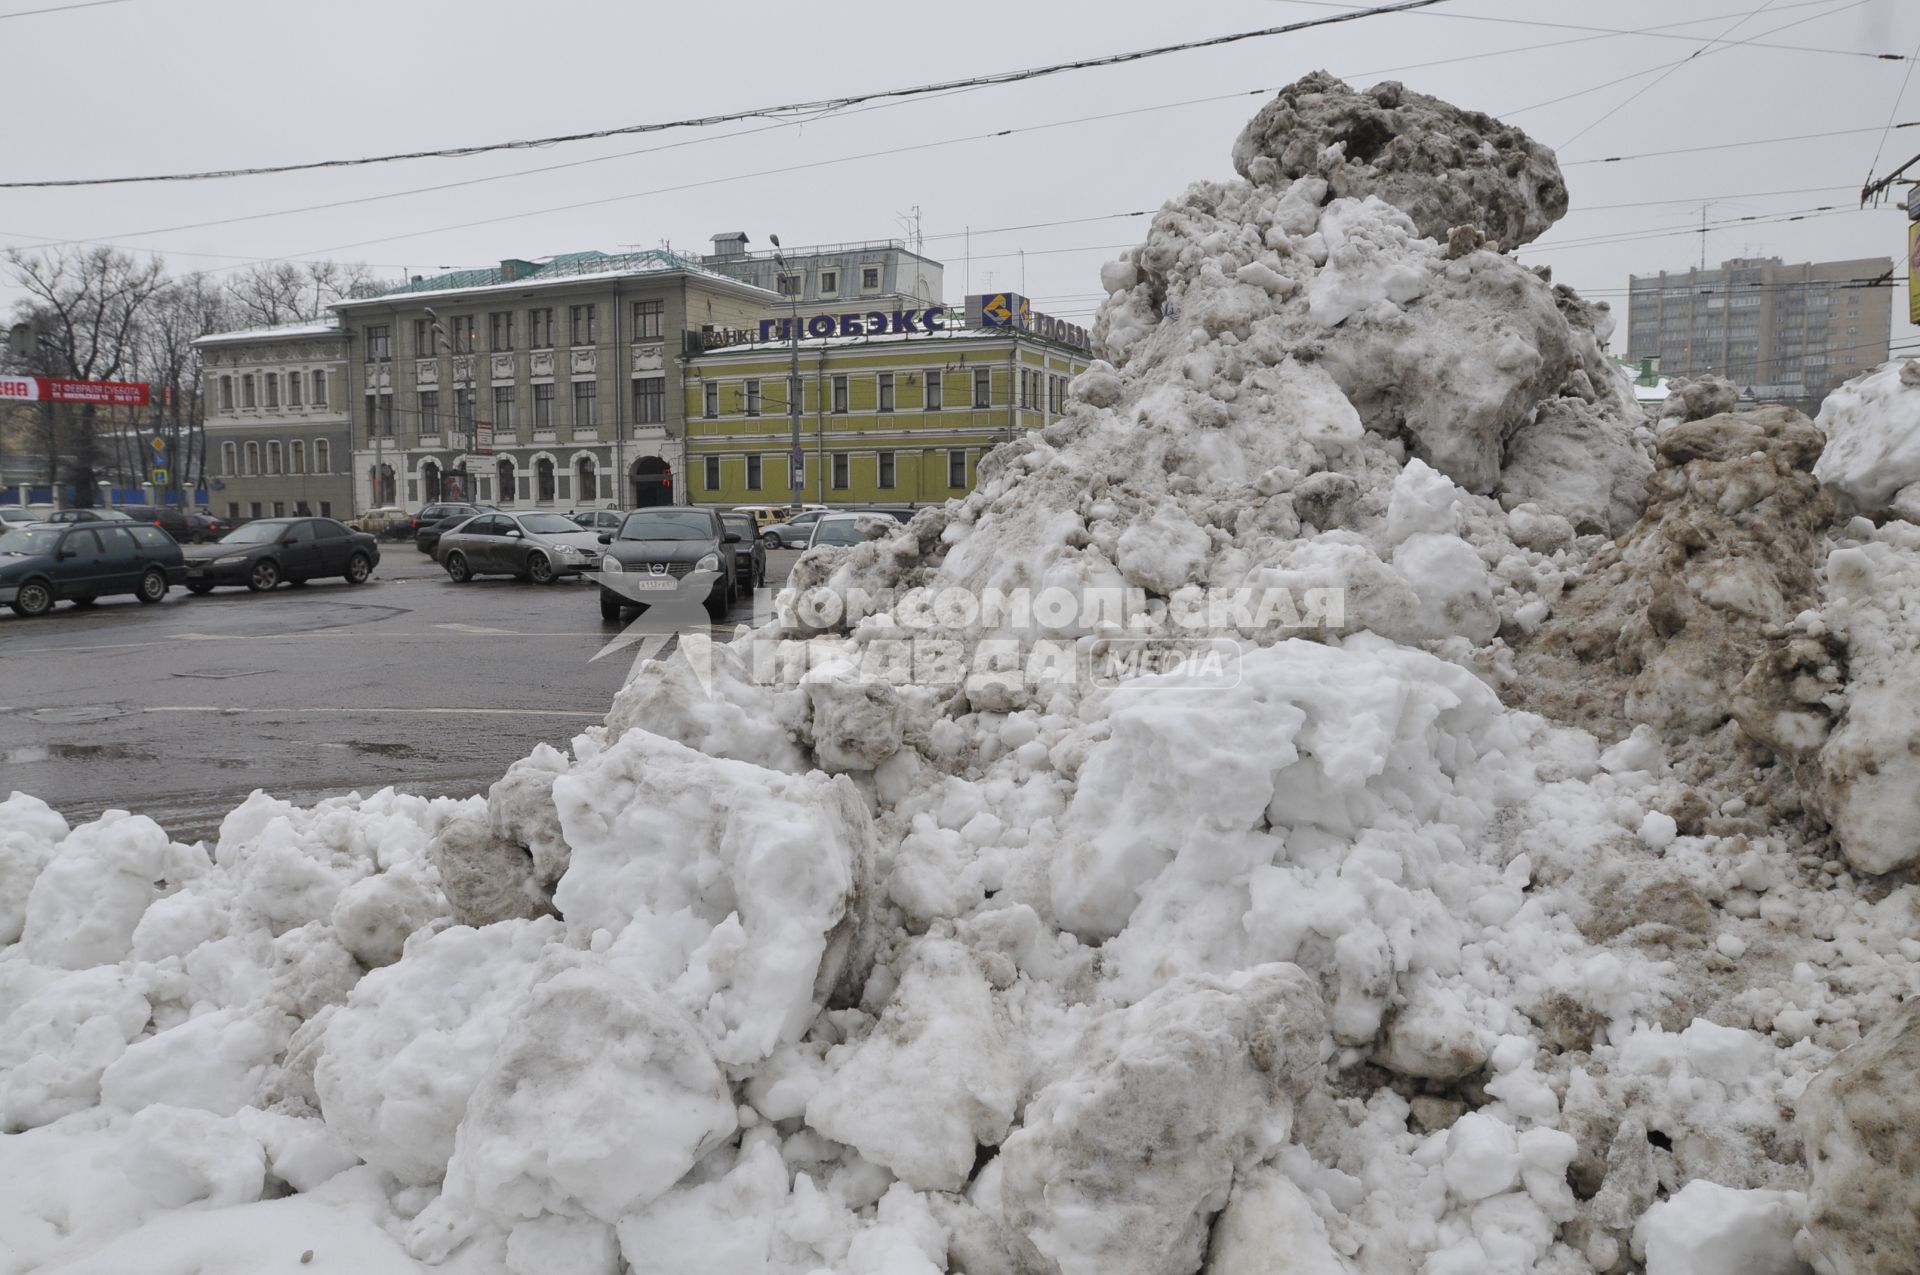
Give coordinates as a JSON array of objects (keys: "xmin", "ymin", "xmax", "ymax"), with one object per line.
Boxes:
[
  {"xmin": 966, "ymin": 292, "xmax": 1090, "ymax": 352},
  {"xmin": 753, "ymin": 307, "xmax": 948, "ymax": 344}
]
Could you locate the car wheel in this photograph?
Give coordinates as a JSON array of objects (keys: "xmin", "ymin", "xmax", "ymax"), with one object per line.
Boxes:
[
  {"xmin": 247, "ymin": 559, "xmax": 280, "ymax": 591},
  {"xmin": 527, "ymin": 552, "xmax": 554, "ymax": 585},
  {"xmin": 345, "ymin": 553, "xmax": 371, "ymax": 585},
  {"xmin": 760, "ymin": 531, "xmax": 779, "ymax": 549},
  {"xmin": 445, "ymin": 552, "xmax": 472, "ymax": 584},
  {"xmin": 10, "ymin": 580, "xmax": 53, "ymax": 617},
  {"xmin": 136, "ymin": 567, "xmax": 167, "ymax": 604},
  {"xmin": 187, "ymin": 583, "xmax": 214, "ymax": 595},
  {"xmin": 599, "ymin": 588, "xmax": 625, "ymax": 621}
]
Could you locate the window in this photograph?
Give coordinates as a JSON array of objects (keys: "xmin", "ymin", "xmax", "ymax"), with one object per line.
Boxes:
[
  {"xmin": 537, "ymin": 457, "xmax": 555, "ymax": 503},
  {"xmin": 243, "ymin": 441, "xmax": 259, "ymax": 475},
  {"xmin": 290, "ymin": 440, "xmax": 306, "ymax": 474},
  {"xmin": 311, "ymin": 370, "xmax": 327, "ymax": 406},
  {"xmin": 250, "ymin": 501, "xmax": 262, "ymax": 519},
  {"xmin": 633, "ymin": 299, "xmax": 664, "ymax": 340},
  {"xmin": 878, "ymin": 450, "xmax": 895, "ymax": 489},
  {"xmin": 228, "ymin": 502, "xmax": 239, "ymax": 518},
  {"xmin": 378, "ymin": 394, "xmax": 394, "ymax": 436},
  {"xmin": 819, "ymin": 269, "xmax": 840, "ymax": 298},
  {"xmin": 704, "ymin": 382, "xmax": 719, "ymax": 418},
  {"xmin": 1050, "ymin": 375, "xmax": 1064, "ymax": 413},
  {"xmin": 315, "ymin": 439, "xmax": 330, "ymax": 473},
  {"xmin": 493, "ymin": 385, "xmax": 513, "ymax": 431},
  {"xmin": 319, "ymin": 501, "xmax": 332, "ymax": 518},
  {"xmin": 534, "ymin": 383, "xmax": 555, "ymax": 429},
  {"xmin": 777, "ymin": 272, "xmax": 801, "ymax": 297},
  {"xmin": 489, "ymin": 311, "xmax": 514, "ymax": 352},
  {"xmin": 832, "ymin": 374, "xmax": 848, "ymax": 413},
  {"xmin": 497, "ymin": 458, "xmax": 516, "ymax": 503},
  {"xmin": 418, "ymin": 390, "xmax": 440, "ymax": 436},
  {"xmin": 878, "ymin": 372, "xmax": 894, "ymax": 413},
  {"xmin": 573, "ymin": 381, "xmax": 598, "ymax": 429},
  {"xmin": 948, "ymin": 449, "xmax": 968, "ymax": 488},
  {"xmin": 746, "ymin": 453, "xmax": 762, "ymax": 490},
  {"xmin": 242, "ymin": 374, "xmax": 256, "ymax": 408},
  {"xmin": 973, "ymin": 367, "xmax": 991, "ymax": 407},
  {"xmin": 455, "ymin": 387, "xmax": 475, "ymax": 434},
  {"xmin": 414, "ymin": 318, "xmax": 434, "ymax": 356},
  {"xmin": 745, "ymin": 379, "xmax": 761, "ymax": 416},
  {"xmin": 925, "ymin": 369, "xmax": 942, "ymax": 411},
  {"xmin": 451, "ymin": 315, "xmax": 476, "ymax": 354},
  {"xmin": 367, "ymin": 325, "xmax": 391, "ymax": 361},
  {"xmin": 832, "ymin": 453, "xmax": 849, "ymax": 490},
  {"xmin": 569, "ymin": 304, "xmax": 596, "ymax": 346},
  {"xmin": 221, "ymin": 441, "xmax": 237, "ymax": 474},
  {"xmin": 860, "ymin": 265, "xmax": 882, "ymax": 293},
  {"xmin": 273, "ymin": 501, "xmax": 286, "ymax": 518},
  {"xmin": 220, "ymin": 376, "xmax": 234, "ymax": 411},
  {"xmin": 529, "ymin": 308, "xmax": 555, "ymax": 348},
  {"xmin": 635, "ymin": 378, "xmax": 664, "ymax": 424},
  {"xmin": 287, "ymin": 372, "xmax": 301, "ymax": 407},
  {"xmin": 1019, "ymin": 370, "xmax": 1030, "ymax": 409},
  {"xmin": 704, "ymin": 456, "xmax": 721, "ymax": 491}
]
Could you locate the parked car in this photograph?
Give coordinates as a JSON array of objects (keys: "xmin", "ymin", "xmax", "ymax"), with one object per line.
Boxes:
[
  {"xmin": 594, "ymin": 506, "xmax": 741, "ymax": 622},
  {"xmin": 180, "ymin": 517, "xmax": 379, "ymax": 593},
  {"xmin": 569, "ymin": 509, "xmax": 625, "ymax": 533},
  {"xmin": 349, "ymin": 506, "xmax": 410, "ymax": 539},
  {"xmin": 412, "ymin": 503, "xmax": 494, "ymax": 554},
  {"xmin": 437, "ymin": 511, "xmax": 606, "ymax": 584},
  {"xmin": 805, "ymin": 512, "xmax": 898, "ymax": 550},
  {"xmin": 111, "ymin": 504, "xmax": 194, "ymax": 542},
  {"xmin": 0, "ymin": 523, "xmax": 186, "ymax": 616},
  {"xmin": 41, "ymin": 508, "xmax": 137, "ymax": 526},
  {"xmin": 181, "ymin": 511, "xmax": 230, "ymax": 544},
  {"xmin": 0, "ymin": 507, "xmax": 37, "ymax": 529},
  {"xmin": 731, "ymin": 504, "xmax": 785, "ymax": 534},
  {"xmin": 717, "ymin": 511, "xmax": 768, "ymax": 591},
  {"xmin": 760, "ymin": 508, "xmax": 830, "ymax": 549}
]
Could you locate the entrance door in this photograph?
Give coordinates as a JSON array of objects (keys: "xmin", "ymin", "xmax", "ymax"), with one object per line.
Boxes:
[{"xmin": 631, "ymin": 456, "xmax": 672, "ymax": 507}]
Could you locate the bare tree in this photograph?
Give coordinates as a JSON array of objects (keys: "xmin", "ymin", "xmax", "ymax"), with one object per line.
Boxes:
[
  {"xmin": 5, "ymin": 247, "xmax": 168, "ymax": 503},
  {"xmin": 137, "ymin": 273, "xmax": 232, "ymax": 501},
  {"xmin": 226, "ymin": 260, "xmax": 387, "ymax": 328}
]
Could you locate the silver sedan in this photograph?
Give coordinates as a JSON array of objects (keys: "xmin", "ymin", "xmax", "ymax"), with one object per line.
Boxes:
[{"xmin": 435, "ymin": 511, "xmax": 606, "ymax": 584}]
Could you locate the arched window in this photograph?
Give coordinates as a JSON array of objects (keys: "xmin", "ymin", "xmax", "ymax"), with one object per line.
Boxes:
[
  {"xmin": 422, "ymin": 460, "xmax": 442, "ymax": 503},
  {"xmin": 243, "ymin": 441, "xmax": 259, "ymax": 475},
  {"xmin": 370, "ymin": 463, "xmax": 396, "ymax": 506},
  {"xmin": 290, "ymin": 441, "xmax": 306, "ymax": 474},
  {"xmin": 536, "ymin": 456, "xmax": 556, "ymax": 503},
  {"xmin": 576, "ymin": 456, "xmax": 597, "ymax": 504},
  {"xmin": 314, "ymin": 439, "xmax": 330, "ymax": 473},
  {"xmin": 267, "ymin": 441, "xmax": 282, "ymax": 475},
  {"xmin": 497, "ymin": 458, "xmax": 516, "ymax": 504},
  {"xmin": 222, "ymin": 441, "xmax": 237, "ymax": 474}
]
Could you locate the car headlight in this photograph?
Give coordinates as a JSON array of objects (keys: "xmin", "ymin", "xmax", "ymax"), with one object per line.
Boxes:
[
  {"xmin": 694, "ymin": 552, "xmax": 720, "ymax": 572},
  {"xmin": 556, "ymin": 546, "xmax": 583, "ymax": 559},
  {"xmin": 215, "ymin": 555, "xmax": 247, "ymax": 565},
  {"xmin": 601, "ymin": 556, "xmax": 623, "ymax": 573}
]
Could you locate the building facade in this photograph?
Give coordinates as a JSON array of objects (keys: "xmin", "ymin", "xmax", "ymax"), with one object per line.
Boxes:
[
  {"xmin": 1624, "ymin": 255, "xmax": 1893, "ymax": 413},
  {"xmin": 701, "ymin": 233, "xmax": 942, "ymax": 308},
  {"xmin": 682, "ymin": 302, "xmax": 1089, "ymax": 507},
  {"xmin": 330, "ymin": 249, "xmax": 781, "ymax": 515},
  {"xmin": 194, "ymin": 321, "xmax": 353, "ymax": 520}
]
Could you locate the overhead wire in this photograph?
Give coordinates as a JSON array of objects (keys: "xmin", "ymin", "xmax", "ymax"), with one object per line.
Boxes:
[{"xmin": 0, "ymin": 0, "xmax": 1451, "ymax": 190}]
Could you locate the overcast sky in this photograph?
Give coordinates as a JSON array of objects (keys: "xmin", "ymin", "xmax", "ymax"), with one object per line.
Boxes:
[{"xmin": 2, "ymin": 0, "xmax": 1915, "ymax": 356}]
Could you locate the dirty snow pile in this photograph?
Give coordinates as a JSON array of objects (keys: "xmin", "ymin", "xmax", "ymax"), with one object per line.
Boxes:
[{"xmin": 5, "ymin": 71, "xmax": 1920, "ymax": 1275}]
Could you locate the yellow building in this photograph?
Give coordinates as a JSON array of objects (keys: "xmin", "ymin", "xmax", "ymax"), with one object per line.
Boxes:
[{"xmin": 682, "ymin": 300, "xmax": 1090, "ymax": 507}]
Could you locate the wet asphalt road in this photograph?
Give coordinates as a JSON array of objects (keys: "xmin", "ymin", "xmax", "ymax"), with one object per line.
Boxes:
[{"xmin": 0, "ymin": 545, "xmax": 796, "ymax": 841}]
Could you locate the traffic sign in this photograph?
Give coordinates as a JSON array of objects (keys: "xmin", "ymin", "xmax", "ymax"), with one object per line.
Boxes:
[
  {"xmin": 150, "ymin": 437, "xmax": 167, "ymax": 454},
  {"xmin": 151, "ymin": 468, "xmax": 169, "ymax": 487}
]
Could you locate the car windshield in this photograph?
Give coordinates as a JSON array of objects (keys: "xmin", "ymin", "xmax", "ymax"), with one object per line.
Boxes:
[
  {"xmin": 518, "ymin": 513, "xmax": 580, "ymax": 535},
  {"xmin": 812, "ymin": 519, "xmax": 867, "ymax": 546},
  {"xmin": 219, "ymin": 522, "xmax": 287, "ymax": 545},
  {"xmin": 720, "ymin": 516, "xmax": 754, "ymax": 537},
  {"xmin": 618, "ymin": 511, "xmax": 712, "ymax": 541},
  {"xmin": 96, "ymin": 510, "xmax": 134, "ymax": 521},
  {"xmin": 0, "ymin": 528, "xmax": 59, "ymax": 555}
]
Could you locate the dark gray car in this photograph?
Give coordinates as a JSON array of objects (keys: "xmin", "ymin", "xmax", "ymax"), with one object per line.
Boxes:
[
  {"xmin": 595, "ymin": 506, "xmax": 741, "ymax": 621},
  {"xmin": 717, "ymin": 511, "xmax": 767, "ymax": 592},
  {"xmin": 437, "ymin": 511, "xmax": 606, "ymax": 584}
]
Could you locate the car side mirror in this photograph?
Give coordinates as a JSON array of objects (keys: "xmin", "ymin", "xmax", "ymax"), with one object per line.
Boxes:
[
  {"xmin": 598, "ymin": 532, "xmax": 613, "ymax": 544},
  {"xmin": 724, "ymin": 532, "xmax": 742, "ymax": 544},
  {"xmin": 506, "ymin": 529, "xmax": 523, "ymax": 538}
]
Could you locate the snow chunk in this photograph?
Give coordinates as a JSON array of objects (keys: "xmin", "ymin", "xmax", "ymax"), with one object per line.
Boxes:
[
  {"xmin": 21, "ymin": 811, "xmax": 205, "ymax": 969},
  {"xmin": 1814, "ymin": 359, "xmax": 1920, "ymax": 515},
  {"xmin": 1633, "ymin": 1180, "xmax": 1810, "ymax": 1275},
  {"xmin": 1799, "ymin": 995, "xmax": 1920, "ymax": 1275},
  {"xmin": 0, "ymin": 792, "xmax": 68, "ymax": 944}
]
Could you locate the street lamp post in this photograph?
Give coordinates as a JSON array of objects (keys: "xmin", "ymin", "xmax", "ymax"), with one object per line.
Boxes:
[{"xmin": 769, "ymin": 235, "xmax": 803, "ymax": 508}]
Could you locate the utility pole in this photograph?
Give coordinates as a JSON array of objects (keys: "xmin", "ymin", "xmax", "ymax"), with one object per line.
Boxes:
[{"xmin": 770, "ymin": 235, "xmax": 804, "ymax": 508}]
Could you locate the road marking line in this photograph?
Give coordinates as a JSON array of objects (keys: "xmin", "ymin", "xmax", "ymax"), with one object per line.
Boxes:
[{"xmin": 142, "ymin": 705, "xmax": 605, "ymax": 718}]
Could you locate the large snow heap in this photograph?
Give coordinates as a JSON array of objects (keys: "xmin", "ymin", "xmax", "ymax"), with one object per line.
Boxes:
[{"xmin": 4, "ymin": 72, "xmax": 1919, "ymax": 1275}]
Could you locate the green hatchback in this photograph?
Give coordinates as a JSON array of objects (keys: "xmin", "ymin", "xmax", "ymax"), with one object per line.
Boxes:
[{"xmin": 0, "ymin": 523, "xmax": 187, "ymax": 617}]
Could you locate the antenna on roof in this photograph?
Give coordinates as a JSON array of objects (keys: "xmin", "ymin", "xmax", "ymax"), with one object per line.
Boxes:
[{"xmin": 897, "ymin": 206, "xmax": 923, "ymax": 258}]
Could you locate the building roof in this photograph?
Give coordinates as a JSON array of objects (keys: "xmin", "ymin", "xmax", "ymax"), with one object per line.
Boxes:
[
  {"xmin": 193, "ymin": 318, "xmax": 342, "ymax": 348},
  {"xmin": 343, "ymin": 248, "xmax": 774, "ymax": 307},
  {"xmin": 687, "ymin": 324, "xmax": 1085, "ymax": 360}
]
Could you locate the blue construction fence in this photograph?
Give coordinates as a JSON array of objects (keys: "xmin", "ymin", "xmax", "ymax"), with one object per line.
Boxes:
[{"xmin": 0, "ymin": 485, "xmax": 209, "ymax": 508}]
